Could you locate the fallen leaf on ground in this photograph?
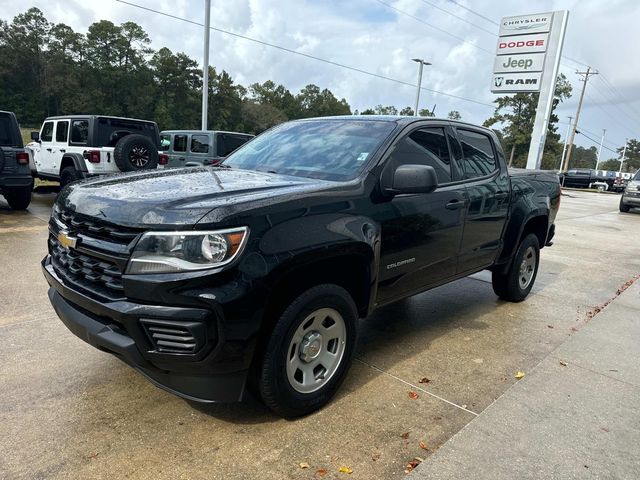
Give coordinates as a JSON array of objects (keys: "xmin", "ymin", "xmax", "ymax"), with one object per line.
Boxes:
[
  {"xmin": 419, "ymin": 441, "xmax": 429, "ymax": 451},
  {"xmin": 404, "ymin": 458, "xmax": 422, "ymax": 473},
  {"xmin": 419, "ymin": 377, "xmax": 430, "ymax": 383},
  {"xmin": 559, "ymin": 361, "xmax": 568, "ymax": 366},
  {"xmin": 86, "ymin": 452, "xmax": 99, "ymax": 459},
  {"xmin": 400, "ymin": 432, "xmax": 410, "ymax": 439},
  {"xmin": 316, "ymin": 468, "xmax": 328, "ymax": 477},
  {"xmin": 600, "ymin": 427, "xmax": 610, "ymax": 433},
  {"xmin": 372, "ymin": 452, "xmax": 381, "ymax": 461},
  {"xmin": 408, "ymin": 391, "xmax": 419, "ymax": 399},
  {"xmin": 515, "ymin": 371, "xmax": 525, "ymax": 379},
  {"xmin": 299, "ymin": 462, "xmax": 310, "ymax": 469},
  {"xmin": 547, "ymin": 325, "xmax": 554, "ymax": 329},
  {"xmin": 338, "ymin": 466, "xmax": 353, "ymax": 474}
]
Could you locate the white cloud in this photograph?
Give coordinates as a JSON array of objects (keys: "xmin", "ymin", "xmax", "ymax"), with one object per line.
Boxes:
[{"xmin": 2, "ymin": 0, "xmax": 639, "ymax": 151}]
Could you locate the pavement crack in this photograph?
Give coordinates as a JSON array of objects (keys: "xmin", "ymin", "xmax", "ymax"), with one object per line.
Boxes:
[{"xmin": 354, "ymin": 357, "xmax": 479, "ymax": 416}]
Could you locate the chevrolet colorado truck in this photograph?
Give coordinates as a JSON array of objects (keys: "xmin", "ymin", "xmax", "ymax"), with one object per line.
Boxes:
[
  {"xmin": 0, "ymin": 110, "xmax": 33, "ymax": 210},
  {"xmin": 43, "ymin": 116, "xmax": 560, "ymax": 417}
]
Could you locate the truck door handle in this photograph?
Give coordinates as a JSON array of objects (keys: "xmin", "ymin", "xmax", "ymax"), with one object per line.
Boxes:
[
  {"xmin": 46, "ymin": 148, "xmax": 52, "ymax": 152},
  {"xmin": 59, "ymin": 149, "xmax": 66, "ymax": 153},
  {"xmin": 495, "ymin": 192, "xmax": 508, "ymax": 199},
  {"xmin": 446, "ymin": 199, "xmax": 467, "ymax": 210}
]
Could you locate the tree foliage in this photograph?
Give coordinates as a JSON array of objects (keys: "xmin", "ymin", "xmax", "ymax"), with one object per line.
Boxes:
[
  {"xmin": 617, "ymin": 138, "xmax": 640, "ymax": 172},
  {"xmin": 0, "ymin": 8, "xmax": 352, "ymax": 133}
]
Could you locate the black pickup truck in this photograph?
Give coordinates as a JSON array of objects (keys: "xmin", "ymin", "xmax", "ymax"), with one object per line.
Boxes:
[
  {"xmin": 0, "ymin": 110, "xmax": 33, "ymax": 209},
  {"xmin": 43, "ymin": 116, "xmax": 560, "ymax": 417}
]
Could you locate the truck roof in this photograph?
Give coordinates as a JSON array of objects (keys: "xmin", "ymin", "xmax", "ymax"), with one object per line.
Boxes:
[
  {"xmin": 293, "ymin": 115, "xmax": 494, "ymax": 133},
  {"xmin": 160, "ymin": 130, "xmax": 254, "ymax": 136}
]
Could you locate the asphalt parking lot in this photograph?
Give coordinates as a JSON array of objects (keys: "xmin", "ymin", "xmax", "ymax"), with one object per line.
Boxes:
[{"xmin": 1, "ymin": 189, "xmax": 639, "ymax": 480}]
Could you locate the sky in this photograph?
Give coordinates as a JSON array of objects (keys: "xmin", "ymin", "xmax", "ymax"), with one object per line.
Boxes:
[{"xmin": 2, "ymin": 0, "xmax": 639, "ymax": 163}]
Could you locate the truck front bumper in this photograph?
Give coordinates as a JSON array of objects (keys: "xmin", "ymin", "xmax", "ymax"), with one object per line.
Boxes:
[
  {"xmin": 622, "ymin": 192, "xmax": 640, "ymax": 207},
  {"xmin": 42, "ymin": 257, "xmax": 250, "ymax": 403}
]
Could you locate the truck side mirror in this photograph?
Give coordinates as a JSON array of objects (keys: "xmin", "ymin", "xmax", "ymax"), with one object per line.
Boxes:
[
  {"xmin": 30, "ymin": 131, "xmax": 40, "ymax": 142},
  {"xmin": 386, "ymin": 164, "xmax": 438, "ymax": 195}
]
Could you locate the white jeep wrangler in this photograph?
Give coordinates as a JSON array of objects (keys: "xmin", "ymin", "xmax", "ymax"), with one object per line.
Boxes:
[{"xmin": 29, "ymin": 115, "xmax": 167, "ymax": 187}]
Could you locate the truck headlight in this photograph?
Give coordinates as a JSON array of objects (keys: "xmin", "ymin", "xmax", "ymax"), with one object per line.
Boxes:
[{"xmin": 126, "ymin": 227, "xmax": 249, "ymax": 274}]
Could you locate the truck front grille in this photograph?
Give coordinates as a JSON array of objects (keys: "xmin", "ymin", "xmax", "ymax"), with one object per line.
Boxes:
[{"xmin": 48, "ymin": 209, "xmax": 141, "ymax": 300}]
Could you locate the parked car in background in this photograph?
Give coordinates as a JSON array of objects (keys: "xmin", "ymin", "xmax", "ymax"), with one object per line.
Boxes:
[
  {"xmin": 0, "ymin": 110, "xmax": 33, "ymax": 209},
  {"xmin": 561, "ymin": 168, "xmax": 597, "ymax": 188},
  {"xmin": 160, "ymin": 130, "xmax": 253, "ymax": 168},
  {"xmin": 619, "ymin": 170, "xmax": 640, "ymax": 212},
  {"xmin": 43, "ymin": 116, "xmax": 560, "ymax": 417},
  {"xmin": 28, "ymin": 115, "xmax": 168, "ymax": 187}
]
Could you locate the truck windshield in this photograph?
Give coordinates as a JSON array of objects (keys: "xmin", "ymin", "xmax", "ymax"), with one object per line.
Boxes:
[{"xmin": 222, "ymin": 120, "xmax": 396, "ymax": 181}]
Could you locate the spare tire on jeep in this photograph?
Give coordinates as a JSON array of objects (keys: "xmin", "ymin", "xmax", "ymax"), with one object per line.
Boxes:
[{"xmin": 113, "ymin": 134, "xmax": 159, "ymax": 172}]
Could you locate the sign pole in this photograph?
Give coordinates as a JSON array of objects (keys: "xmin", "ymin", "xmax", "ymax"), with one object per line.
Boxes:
[{"xmin": 525, "ymin": 10, "xmax": 568, "ymax": 169}]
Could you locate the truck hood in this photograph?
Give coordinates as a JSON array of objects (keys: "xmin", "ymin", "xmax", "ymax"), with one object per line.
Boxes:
[{"xmin": 57, "ymin": 167, "xmax": 326, "ymax": 227}]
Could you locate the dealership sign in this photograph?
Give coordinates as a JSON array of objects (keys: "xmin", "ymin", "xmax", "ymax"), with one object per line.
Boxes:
[
  {"xmin": 493, "ymin": 52, "xmax": 545, "ymax": 73},
  {"xmin": 490, "ymin": 11, "xmax": 569, "ymax": 169}
]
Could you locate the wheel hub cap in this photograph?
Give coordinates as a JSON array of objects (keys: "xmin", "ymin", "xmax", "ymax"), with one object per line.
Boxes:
[{"xmin": 299, "ymin": 332, "xmax": 322, "ymax": 362}]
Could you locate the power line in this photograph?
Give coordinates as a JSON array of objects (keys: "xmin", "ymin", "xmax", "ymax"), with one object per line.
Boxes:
[
  {"xmin": 114, "ymin": 0, "xmax": 495, "ymax": 108},
  {"xmin": 417, "ymin": 0, "xmax": 496, "ymax": 35},
  {"xmin": 576, "ymin": 130, "xmax": 618, "ymax": 155},
  {"xmin": 372, "ymin": 0, "xmax": 494, "ymax": 55},
  {"xmin": 445, "ymin": 0, "xmax": 498, "ymax": 26}
]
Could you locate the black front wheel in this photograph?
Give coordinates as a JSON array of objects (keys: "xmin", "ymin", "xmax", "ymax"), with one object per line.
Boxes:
[
  {"xmin": 258, "ymin": 284, "xmax": 358, "ymax": 417},
  {"xmin": 60, "ymin": 166, "xmax": 83, "ymax": 189},
  {"xmin": 492, "ymin": 233, "xmax": 540, "ymax": 302},
  {"xmin": 619, "ymin": 196, "xmax": 631, "ymax": 213}
]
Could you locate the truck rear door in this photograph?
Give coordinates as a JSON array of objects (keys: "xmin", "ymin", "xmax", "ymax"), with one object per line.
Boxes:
[{"xmin": 452, "ymin": 127, "xmax": 510, "ymax": 273}]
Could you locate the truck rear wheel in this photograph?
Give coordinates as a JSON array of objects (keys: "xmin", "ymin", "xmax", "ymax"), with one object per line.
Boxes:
[
  {"xmin": 258, "ymin": 284, "xmax": 358, "ymax": 417},
  {"xmin": 492, "ymin": 234, "xmax": 540, "ymax": 302},
  {"xmin": 3, "ymin": 185, "xmax": 32, "ymax": 210}
]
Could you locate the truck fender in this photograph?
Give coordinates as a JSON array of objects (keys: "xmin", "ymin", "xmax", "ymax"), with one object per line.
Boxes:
[{"xmin": 496, "ymin": 209, "xmax": 549, "ymax": 271}]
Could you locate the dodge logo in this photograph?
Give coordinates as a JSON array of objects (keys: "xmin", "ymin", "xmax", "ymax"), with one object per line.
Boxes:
[{"xmin": 58, "ymin": 230, "xmax": 78, "ymax": 250}]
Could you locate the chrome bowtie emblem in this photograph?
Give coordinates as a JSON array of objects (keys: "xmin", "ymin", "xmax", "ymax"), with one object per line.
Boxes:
[{"xmin": 58, "ymin": 230, "xmax": 78, "ymax": 250}]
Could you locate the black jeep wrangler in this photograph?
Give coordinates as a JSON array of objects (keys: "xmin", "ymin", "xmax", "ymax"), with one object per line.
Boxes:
[{"xmin": 0, "ymin": 110, "xmax": 33, "ymax": 210}]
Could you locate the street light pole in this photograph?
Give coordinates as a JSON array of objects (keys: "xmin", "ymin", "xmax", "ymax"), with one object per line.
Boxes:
[
  {"xmin": 595, "ymin": 129, "xmax": 606, "ymax": 170},
  {"xmin": 412, "ymin": 59, "xmax": 431, "ymax": 116},
  {"xmin": 201, "ymin": 0, "xmax": 211, "ymax": 130},
  {"xmin": 559, "ymin": 116, "xmax": 572, "ymax": 172},
  {"xmin": 619, "ymin": 138, "xmax": 628, "ymax": 173}
]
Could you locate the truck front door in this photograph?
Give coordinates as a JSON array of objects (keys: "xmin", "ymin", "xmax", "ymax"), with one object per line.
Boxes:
[
  {"xmin": 36, "ymin": 121, "xmax": 56, "ymax": 175},
  {"xmin": 376, "ymin": 124, "xmax": 467, "ymax": 304}
]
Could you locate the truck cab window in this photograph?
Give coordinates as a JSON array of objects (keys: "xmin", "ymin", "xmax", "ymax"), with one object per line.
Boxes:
[
  {"xmin": 191, "ymin": 134, "xmax": 209, "ymax": 153},
  {"xmin": 458, "ymin": 129, "xmax": 496, "ymax": 178},
  {"xmin": 388, "ymin": 127, "xmax": 452, "ymax": 184},
  {"xmin": 70, "ymin": 120, "xmax": 88, "ymax": 144},
  {"xmin": 174, "ymin": 134, "xmax": 187, "ymax": 152}
]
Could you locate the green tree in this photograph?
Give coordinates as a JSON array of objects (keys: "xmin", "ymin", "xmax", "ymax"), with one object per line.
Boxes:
[
  {"xmin": 599, "ymin": 159, "xmax": 620, "ymax": 171},
  {"xmin": 617, "ymin": 138, "xmax": 640, "ymax": 172},
  {"xmin": 399, "ymin": 106, "xmax": 414, "ymax": 116},
  {"xmin": 448, "ymin": 110, "xmax": 461, "ymax": 120},
  {"xmin": 296, "ymin": 84, "xmax": 351, "ymax": 117}
]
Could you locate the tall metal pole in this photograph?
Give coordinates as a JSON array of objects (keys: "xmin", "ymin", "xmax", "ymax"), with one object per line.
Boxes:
[
  {"xmin": 412, "ymin": 59, "xmax": 431, "ymax": 116},
  {"xmin": 563, "ymin": 67, "xmax": 598, "ymax": 172},
  {"xmin": 559, "ymin": 116, "xmax": 572, "ymax": 171},
  {"xmin": 201, "ymin": 0, "xmax": 211, "ymax": 130},
  {"xmin": 595, "ymin": 129, "xmax": 606, "ymax": 170},
  {"xmin": 619, "ymin": 139, "xmax": 628, "ymax": 173}
]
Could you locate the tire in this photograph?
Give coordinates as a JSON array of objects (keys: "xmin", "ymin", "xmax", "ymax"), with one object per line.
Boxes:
[
  {"xmin": 492, "ymin": 233, "xmax": 540, "ymax": 302},
  {"xmin": 3, "ymin": 185, "xmax": 32, "ymax": 210},
  {"xmin": 60, "ymin": 166, "xmax": 83, "ymax": 188},
  {"xmin": 619, "ymin": 196, "xmax": 631, "ymax": 213},
  {"xmin": 258, "ymin": 284, "xmax": 358, "ymax": 418},
  {"xmin": 113, "ymin": 134, "xmax": 158, "ymax": 172}
]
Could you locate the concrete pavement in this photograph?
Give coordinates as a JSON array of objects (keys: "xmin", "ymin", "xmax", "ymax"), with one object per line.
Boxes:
[
  {"xmin": 1, "ymin": 189, "xmax": 639, "ymax": 479},
  {"xmin": 412, "ymin": 273, "xmax": 640, "ymax": 479}
]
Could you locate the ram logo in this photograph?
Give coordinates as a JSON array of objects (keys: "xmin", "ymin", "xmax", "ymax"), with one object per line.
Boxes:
[{"xmin": 494, "ymin": 77, "xmax": 504, "ymax": 87}]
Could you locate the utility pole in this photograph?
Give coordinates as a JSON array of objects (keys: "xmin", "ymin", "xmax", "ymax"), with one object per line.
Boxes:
[
  {"xmin": 595, "ymin": 129, "xmax": 606, "ymax": 170},
  {"xmin": 619, "ymin": 138, "xmax": 628, "ymax": 173},
  {"xmin": 412, "ymin": 59, "xmax": 431, "ymax": 116},
  {"xmin": 201, "ymin": 0, "xmax": 211, "ymax": 130},
  {"xmin": 563, "ymin": 67, "xmax": 598, "ymax": 171},
  {"xmin": 559, "ymin": 116, "xmax": 573, "ymax": 171}
]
